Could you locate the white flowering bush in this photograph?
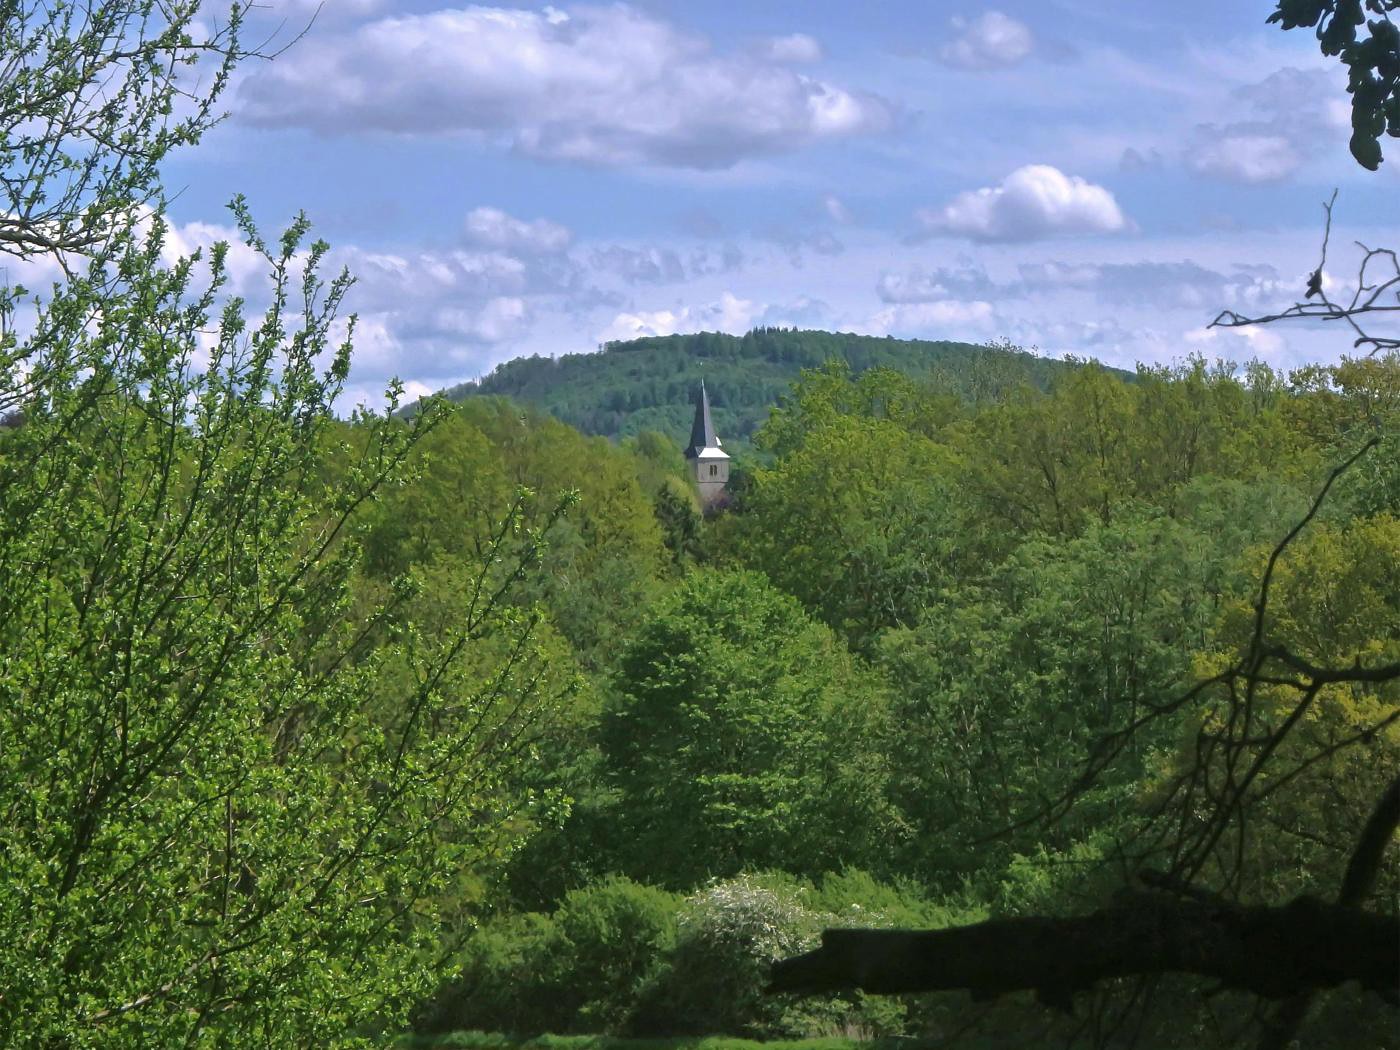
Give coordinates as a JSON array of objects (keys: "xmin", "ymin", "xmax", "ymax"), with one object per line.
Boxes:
[
  {"xmin": 631, "ymin": 873, "xmax": 906, "ymax": 1037},
  {"xmin": 678, "ymin": 874, "xmax": 823, "ymax": 961}
]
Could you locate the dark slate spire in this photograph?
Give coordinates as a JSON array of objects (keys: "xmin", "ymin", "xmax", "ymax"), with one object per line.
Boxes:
[{"xmin": 685, "ymin": 379, "xmax": 720, "ymax": 457}]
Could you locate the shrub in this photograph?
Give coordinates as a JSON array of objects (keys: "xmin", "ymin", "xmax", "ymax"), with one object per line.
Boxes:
[
  {"xmin": 631, "ymin": 874, "xmax": 818, "ymax": 1036},
  {"xmin": 417, "ymin": 913, "xmax": 567, "ymax": 1036},
  {"xmin": 420, "ymin": 878, "xmax": 680, "ymax": 1036},
  {"xmin": 554, "ymin": 878, "xmax": 681, "ymax": 1031},
  {"xmin": 421, "ymin": 872, "xmax": 952, "ymax": 1039}
]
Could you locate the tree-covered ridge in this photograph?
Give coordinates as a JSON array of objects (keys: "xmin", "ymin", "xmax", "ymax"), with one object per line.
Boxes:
[{"xmin": 428, "ymin": 330, "xmax": 1099, "ymax": 445}]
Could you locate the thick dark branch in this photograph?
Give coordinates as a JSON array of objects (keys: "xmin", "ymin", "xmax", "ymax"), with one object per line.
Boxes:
[
  {"xmin": 1261, "ymin": 647, "xmax": 1400, "ymax": 687},
  {"xmin": 768, "ymin": 895, "xmax": 1399, "ymax": 1010},
  {"xmin": 1339, "ymin": 772, "xmax": 1400, "ymax": 908},
  {"xmin": 0, "ymin": 220, "xmax": 103, "ymax": 253},
  {"xmin": 1260, "ymin": 771, "xmax": 1400, "ymax": 1049}
]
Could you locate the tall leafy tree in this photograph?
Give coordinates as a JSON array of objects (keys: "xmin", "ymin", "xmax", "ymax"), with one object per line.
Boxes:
[
  {"xmin": 600, "ymin": 571, "xmax": 897, "ymax": 888},
  {"xmin": 364, "ymin": 399, "xmax": 668, "ymax": 665},
  {"xmin": 876, "ymin": 495, "xmax": 1307, "ymax": 882},
  {"xmin": 0, "ymin": 4, "xmax": 571, "ymax": 1043},
  {"xmin": 753, "ymin": 416, "xmax": 968, "ymax": 646},
  {"xmin": 0, "ymin": 206, "xmax": 572, "ymax": 1046}
]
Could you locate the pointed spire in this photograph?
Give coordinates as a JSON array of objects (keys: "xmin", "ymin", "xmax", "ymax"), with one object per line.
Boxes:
[{"xmin": 686, "ymin": 379, "xmax": 721, "ymax": 456}]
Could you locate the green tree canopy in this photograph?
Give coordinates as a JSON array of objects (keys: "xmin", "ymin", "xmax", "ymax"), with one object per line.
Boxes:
[{"xmin": 600, "ymin": 570, "xmax": 897, "ymax": 888}]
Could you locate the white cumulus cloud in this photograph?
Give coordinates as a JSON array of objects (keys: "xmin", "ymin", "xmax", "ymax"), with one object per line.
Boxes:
[
  {"xmin": 916, "ymin": 165, "xmax": 1129, "ymax": 242},
  {"xmin": 597, "ymin": 291, "xmax": 760, "ymax": 343},
  {"xmin": 938, "ymin": 11, "xmax": 1034, "ymax": 71},
  {"xmin": 236, "ymin": 5, "xmax": 893, "ymax": 169}
]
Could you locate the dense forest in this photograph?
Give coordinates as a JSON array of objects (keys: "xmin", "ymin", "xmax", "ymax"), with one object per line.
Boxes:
[
  {"xmin": 423, "ymin": 331, "xmax": 1094, "ymax": 446},
  {"xmin": 19, "ymin": 320, "xmax": 1398, "ymax": 1046},
  {"xmin": 399, "ymin": 356, "xmax": 1399, "ymax": 1048},
  {"xmin": 2, "ymin": 3, "xmax": 1397, "ymax": 1048}
]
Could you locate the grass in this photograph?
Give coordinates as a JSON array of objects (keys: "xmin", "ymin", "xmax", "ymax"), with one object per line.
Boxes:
[{"xmin": 398, "ymin": 1035, "xmax": 939, "ymax": 1050}]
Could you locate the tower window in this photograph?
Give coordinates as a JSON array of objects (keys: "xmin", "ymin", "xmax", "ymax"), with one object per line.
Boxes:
[{"xmin": 709, "ymin": 465, "xmax": 718, "ymax": 477}]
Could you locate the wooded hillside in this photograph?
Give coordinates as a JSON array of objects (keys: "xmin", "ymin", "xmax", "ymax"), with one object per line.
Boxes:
[{"xmin": 425, "ymin": 330, "xmax": 1097, "ymax": 445}]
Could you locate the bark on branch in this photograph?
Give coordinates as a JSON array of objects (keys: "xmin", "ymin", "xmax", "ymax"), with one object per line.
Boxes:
[{"xmin": 767, "ymin": 894, "xmax": 1399, "ymax": 1011}]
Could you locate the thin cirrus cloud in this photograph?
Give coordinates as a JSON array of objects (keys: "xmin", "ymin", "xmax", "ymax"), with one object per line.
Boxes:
[
  {"xmin": 590, "ymin": 243, "xmax": 745, "ymax": 285},
  {"xmin": 914, "ymin": 165, "xmax": 1129, "ymax": 243},
  {"xmin": 822, "ymin": 194, "xmax": 852, "ymax": 224},
  {"xmin": 235, "ymin": 5, "xmax": 894, "ymax": 169},
  {"xmin": 1017, "ymin": 259, "xmax": 1293, "ymax": 310},
  {"xmin": 936, "ymin": 11, "xmax": 1035, "ymax": 70},
  {"xmin": 878, "ymin": 259, "xmax": 1292, "ymax": 313},
  {"xmin": 876, "ymin": 263, "xmax": 998, "ymax": 303},
  {"xmin": 274, "ymin": 0, "xmax": 387, "ymax": 18},
  {"xmin": 754, "ymin": 33, "xmax": 824, "ymax": 64},
  {"xmin": 591, "ymin": 244, "xmax": 688, "ymax": 285}
]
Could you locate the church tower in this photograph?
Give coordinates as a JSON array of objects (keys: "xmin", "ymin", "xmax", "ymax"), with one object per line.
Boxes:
[{"xmin": 684, "ymin": 380, "xmax": 729, "ymax": 510}]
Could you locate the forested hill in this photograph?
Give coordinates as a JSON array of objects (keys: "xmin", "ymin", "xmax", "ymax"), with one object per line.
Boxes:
[{"xmin": 425, "ymin": 329, "xmax": 1094, "ymax": 444}]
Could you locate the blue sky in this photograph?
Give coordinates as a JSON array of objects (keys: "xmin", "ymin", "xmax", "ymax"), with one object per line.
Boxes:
[{"xmin": 155, "ymin": 1, "xmax": 1399, "ymax": 407}]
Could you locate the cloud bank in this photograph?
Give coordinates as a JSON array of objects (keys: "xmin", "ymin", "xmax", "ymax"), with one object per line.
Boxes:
[
  {"xmin": 1185, "ymin": 67, "xmax": 1349, "ymax": 183},
  {"xmin": 237, "ymin": 5, "xmax": 894, "ymax": 169}
]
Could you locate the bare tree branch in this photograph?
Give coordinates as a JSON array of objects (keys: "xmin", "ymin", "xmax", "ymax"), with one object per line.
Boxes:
[{"xmin": 1210, "ymin": 192, "xmax": 1399, "ymax": 355}]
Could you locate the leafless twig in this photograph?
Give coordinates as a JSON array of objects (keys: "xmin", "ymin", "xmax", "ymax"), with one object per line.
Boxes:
[{"xmin": 1210, "ymin": 192, "xmax": 1400, "ymax": 355}]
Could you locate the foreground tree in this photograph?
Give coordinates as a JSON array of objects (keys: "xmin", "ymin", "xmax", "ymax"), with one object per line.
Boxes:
[
  {"xmin": 0, "ymin": 1, "xmax": 244, "ymax": 261},
  {"xmin": 0, "ymin": 208, "xmax": 572, "ymax": 1046},
  {"xmin": 0, "ymin": 4, "xmax": 571, "ymax": 1044},
  {"xmin": 1268, "ymin": 1, "xmax": 1400, "ymax": 170}
]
